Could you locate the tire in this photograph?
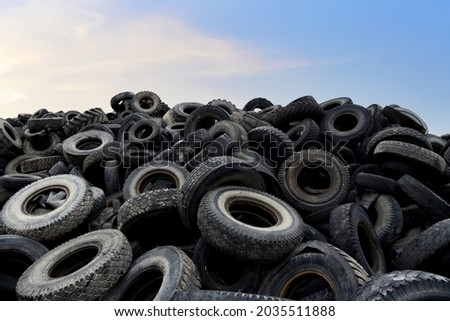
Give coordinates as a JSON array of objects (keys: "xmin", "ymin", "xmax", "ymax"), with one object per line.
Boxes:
[
  {"xmin": 381, "ymin": 105, "xmax": 428, "ymax": 134},
  {"xmin": 20, "ymin": 155, "xmax": 65, "ymax": 174},
  {"xmin": 118, "ymin": 189, "xmax": 194, "ymax": 254},
  {"xmin": 350, "ymin": 270, "xmax": 450, "ymax": 300},
  {"xmin": 0, "ymin": 235, "xmax": 48, "ymax": 300},
  {"xmin": 131, "ymin": 90, "xmax": 166, "ymax": 117},
  {"xmin": 365, "ymin": 126, "xmax": 431, "ymax": 160},
  {"xmin": 243, "ymin": 97, "xmax": 273, "ymax": 112},
  {"xmin": 63, "ymin": 130, "xmax": 115, "ymax": 166},
  {"xmin": 184, "ymin": 105, "xmax": 231, "ymax": 136},
  {"xmin": 117, "ymin": 113, "xmax": 150, "ymax": 143},
  {"xmin": 354, "ymin": 172, "xmax": 400, "ymax": 194},
  {"xmin": 365, "ymin": 194, "xmax": 403, "ymax": 246},
  {"xmin": 175, "ymin": 290, "xmax": 283, "ymax": 301},
  {"xmin": 230, "ymin": 111, "xmax": 273, "ymax": 132},
  {"xmin": 392, "ymin": 218, "xmax": 450, "ymax": 278},
  {"xmin": 208, "ymin": 120, "xmax": 248, "ymax": 143},
  {"xmin": 128, "ymin": 119, "xmax": 162, "ymax": 148},
  {"xmin": 1, "ymin": 175, "xmax": 94, "ymax": 242},
  {"xmin": 110, "ymin": 91, "xmax": 134, "ymax": 113},
  {"xmin": 258, "ymin": 240, "xmax": 370, "ymax": 300},
  {"xmin": 425, "ymin": 133, "xmax": 447, "ymax": 154},
  {"xmin": 319, "ymin": 97, "xmax": 353, "ymax": 112},
  {"xmin": 197, "ymin": 186, "xmax": 305, "ymax": 263},
  {"xmin": 278, "ymin": 150, "xmax": 351, "ymax": 213},
  {"xmin": 123, "ymin": 161, "xmax": 188, "ymax": 200},
  {"xmin": 193, "ymin": 236, "xmax": 264, "ymax": 293},
  {"xmin": 16, "ymin": 229, "xmax": 132, "ymax": 300},
  {"xmin": 373, "ymin": 140, "xmax": 446, "ymax": 178},
  {"xmin": 23, "ymin": 132, "xmax": 61, "ymax": 156},
  {"xmin": 64, "ymin": 108, "xmax": 109, "ymax": 137},
  {"xmin": 329, "ymin": 203, "xmax": 387, "ymax": 276},
  {"xmin": 285, "ymin": 118, "xmax": 320, "ymax": 151},
  {"xmin": 27, "ymin": 117, "xmax": 64, "ymax": 131},
  {"xmin": 104, "ymin": 246, "xmax": 201, "ymax": 301},
  {"xmin": 248, "ymin": 126, "xmax": 294, "ymax": 170},
  {"xmin": 178, "ymin": 156, "xmax": 266, "ymax": 233},
  {"xmin": 0, "ymin": 118, "xmax": 22, "ymax": 152},
  {"xmin": 207, "ymin": 98, "xmax": 238, "ymax": 115},
  {"xmin": 163, "ymin": 102, "xmax": 203, "ymax": 125},
  {"xmin": 320, "ymin": 104, "xmax": 374, "ymax": 143},
  {"xmin": 271, "ymin": 96, "xmax": 324, "ymax": 129},
  {"xmin": 164, "ymin": 122, "xmax": 185, "ymax": 143},
  {"xmin": 5, "ymin": 154, "xmax": 40, "ymax": 175},
  {"xmin": 398, "ymin": 174, "xmax": 450, "ymax": 223},
  {"xmin": 0, "ymin": 174, "xmax": 42, "ymax": 191}
]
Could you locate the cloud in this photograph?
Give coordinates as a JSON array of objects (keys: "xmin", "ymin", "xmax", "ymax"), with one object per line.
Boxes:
[{"xmin": 0, "ymin": 0, "xmax": 322, "ymax": 117}]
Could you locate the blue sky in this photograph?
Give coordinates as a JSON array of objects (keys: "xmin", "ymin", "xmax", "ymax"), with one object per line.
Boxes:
[{"xmin": 0, "ymin": 0, "xmax": 449, "ymax": 134}]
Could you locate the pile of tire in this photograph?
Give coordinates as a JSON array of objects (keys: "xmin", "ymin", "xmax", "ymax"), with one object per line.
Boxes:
[{"xmin": 1, "ymin": 91, "xmax": 449, "ymax": 301}]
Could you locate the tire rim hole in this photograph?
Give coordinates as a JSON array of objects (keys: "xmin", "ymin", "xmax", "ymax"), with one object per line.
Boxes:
[
  {"xmin": 139, "ymin": 98, "xmax": 154, "ymax": 109},
  {"xmin": 139, "ymin": 173, "xmax": 177, "ymax": 193},
  {"xmin": 122, "ymin": 269, "xmax": 163, "ymax": 300},
  {"xmin": 49, "ymin": 246, "xmax": 99, "ymax": 278},
  {"xmin": 182, "ymin": 106, "xmax": 197, "ymax": 115},
  {"xmin": 25, "ymin": 187, "xmax": 68, "ymax": 215},
  {"xmin": 333, "ymin": 113, "xmax": 358, "ymax": 132},
  {"xmin": 76, "ymin": 137, "xmax": 103, "ymax": 151},
  {"xmin": 228, "ymin": 201, "xmax": 278, "ymax": 228},
  {"xmin": 280, "ymin": 273, "xmax": 335, "ymax": 300},
  {"xmin": 134, "ymin": 125, "xmax": 154, "ymax": 139},
  {"xmin": 207, "ymin": 249, "xmax": 243, "ymax": 285},
  {"xmin": 4, "ymin": 125, "xmax": 17, "ymax": 141},
  {"xmin": 0, "ymin": 252, "xmax": 34, "ymax": 277},
  {"xmin": 297, "ymin": 167, "xmax": 331, "ymax": 193}
]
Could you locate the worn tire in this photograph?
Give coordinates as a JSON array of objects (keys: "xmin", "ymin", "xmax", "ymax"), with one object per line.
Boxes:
[
  {"xmin": 16, "ymin": 229, "xmax": 132, "ymax": 300},
  {"xmin": 1, "ymin": 175, "xmax": 94, "ymax": 242},
  {"xmin": 104, "ymin": 246, "xmax": 201, "ymax": 301},
  {"xmin": 197, "ymin": 186, "xmax": 305, "ymax": 263},
  {"xmin": 63, "ymin": 130, "xmax": 114, "ymax": 166}
]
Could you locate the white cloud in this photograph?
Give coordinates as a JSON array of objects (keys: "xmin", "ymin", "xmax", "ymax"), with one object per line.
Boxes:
[{"xmin": 0, "ymin": 0, "xmax": 323, "ymax": 117}]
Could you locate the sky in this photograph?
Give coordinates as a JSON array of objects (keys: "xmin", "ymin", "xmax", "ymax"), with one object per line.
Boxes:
[{"xmin": 0, "ymin": 0, "xmax": 449, "ymax": 134}]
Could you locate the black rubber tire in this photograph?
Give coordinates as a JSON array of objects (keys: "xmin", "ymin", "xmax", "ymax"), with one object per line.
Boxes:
[
  {"xmin": 0, "ymin": 174, "xmax": 42, "ymax": 191},
  {"xmin": 207, "ymin": 98, "xmax": 239, "ymax": 115},
  {"xmin": 164, "ymin": 122, "xmax": 185, "ymax": 143},
  {"xmin": 118, "ymin": 189, "xmax": 194, "ymax": 255},
  {"xmin": 373, "ymin": 140, "xmax": 446, "ymax": 178},
  {"xmin": 123, "ymin": 161, "xmax": 188, "ymax": 200},
  {"xmin": 271, "ymin": 96, "xmax": 324, "ymax": 129},
  {"xmin": 398, "ymin": 174, "xmax": 450, "ymax": 223},
  {"xmin": 63, "ymin": 130, "xmax": 115, "ymax": 166},
  {"xmin": 365, "ymin": 194, "xmax": 403, "ymax": 246},
  {"xmin": 243, "ymin": 97, "xmax": 273, "ymax": 112},
  {"xmin": 122, "ymin": 143, "xmax": 156, "ymax": 169},
  {"xmin": 22, "ymin": 132, "xmax": 61, "ymax": 156},
  {"xmin": 1, "ymin": 175, "xmax": 94, "ymax": 242},
  {"xmin": 425, "ymin": 133, "xmax": 447, "ymax": 154},
  {"xmin": 16, "ymin": 229, "xmax": 132, "ymax": 300},
  {"xmin": 178, "ymin": 156, "xmax": 266, "ymax": 233},
  {"xmin": 110, "ymin": 91, "xmax": 134, "ymax": 113},
  {"xmin": 381, "ymin": 105, "xmax": 428, "ymax": 134},
  {"xmin": 172, "ymin": 128, "xmax": 213, "ymax": 165},
  {"xmin": 5, "ymin": 154, "xmax": 40, "ymax": 175},
  {"xmin": 130, "ymin": 90, "xmax": 164, "ymax": 116},
  {"xmin": 104, "ymin": 245, "xmax": 201, "ymax": 301},
  {"xmin": 163, "ymin": 102, "xmax": 203, "ymax": 125},
  {"xmin": 320, "ymin": 104, "xmax": 374, "ymax": 143},
  {"xmin": 230, "ymin": 111, "xmax": 273, "ymax": 132},
  {"xmin": 175, "ymin": 289, "xmax": 283, "ymax": 301},
  {"xmin": 285, "ymin": 118, "xmax": 320, "ymax": 151},
  {"xmin": 208, "ymin": 120, "xmax": 248, "ymax": 143},
  {"xmin": 329, "ymin": 203, "xmax": 387, "ymax": 276},
  {"xmin": 0, "ymin": 118, "xmax": 22, "ymax": 153},
  {"xmin": 248, "ymin": 126, "xmax": 294, "ymax": 170},
  {"xmin": 258, "ymin": 240, "xmax": 370, "ymax": 300},
  {"xmin": 20, "ymin": 155, "xmax": 65, "ymax": 174},
  {"xmin": 63, "ymin": 108, "xmax": 109, "ymax": 137},
  {"xmin": 350, "ymin": 270, "xmax": 450, "ymax": 300},
  {"xmin": 365, "ymin": 126, "xmax": 431, "ymax": 160},
  {"xmin": 128, "ymin": 118, "xmax": 162, "ymax": 148},
  {"xmin": 319, "ymin": 97, "xmax": 353, "ymax": 112},
  {"xmin": 0, "ymin": 234, "xmax": 48, "ymax": 300},
  {"xmin": 184, "ymin": 105, "xmax": 231, "ymax": 136},
  {"xmin": 392, "ymin": 219, "xmax": 450, "ymax": 278},
  {"xmin": 27, "ymin": 117, "xmax": 64, "ymax": 131},
  {"xmin": 192, "ymin": 237, "xmax": 264, "ymax": 293},
  {"xmin": 354, "ymin": 172, "xmax": 400, "ymax": 194},
  {"xmin": 48, "ymin": 161, "xmax": 71, "ymax": 176},
  {"xmin": 197, "ymin": 186, "xmax": 305, "ymax": 263},
  {"xmin": 278, "ymin": 150, "xmax": 351, "ymax": 213}
]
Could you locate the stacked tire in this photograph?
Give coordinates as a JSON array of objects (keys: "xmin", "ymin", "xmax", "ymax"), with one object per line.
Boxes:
[{"xmin": 0, "ymin": 92, "xmax": 449, "ymax": 301}]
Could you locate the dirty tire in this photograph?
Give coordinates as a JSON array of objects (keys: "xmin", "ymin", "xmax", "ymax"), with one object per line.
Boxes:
[
  {"xmin": 175, "ymin": 289, "xmax": 284, "ymax": 301},
  {"xmin": 350, "ymin": 270, "xmax": 450, "ymax": 300},
  {"xmin": 1, "ymin": 175, "xmax": 94, "ymax": 242},
  {"xmin": 197, "ymin": 186, "xmax": 305, "ymax": 263},
  {"xmin": 16, "ymin": 229, "xmax": 132, "ymax": 300},
  {"xmin": 64, "ymin": 108, "xmax": 109, "ymax": 137},
  {"xmin": 259, "ymin": 241, "xmax": 370, "ymax": 300},
  {"xmin": 104, "ymin": 246, "xmax": 201, "ymax": 301},
  {"xmin": 329, "ymin": 203, "xmax": 386, "ymax": 276}
]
